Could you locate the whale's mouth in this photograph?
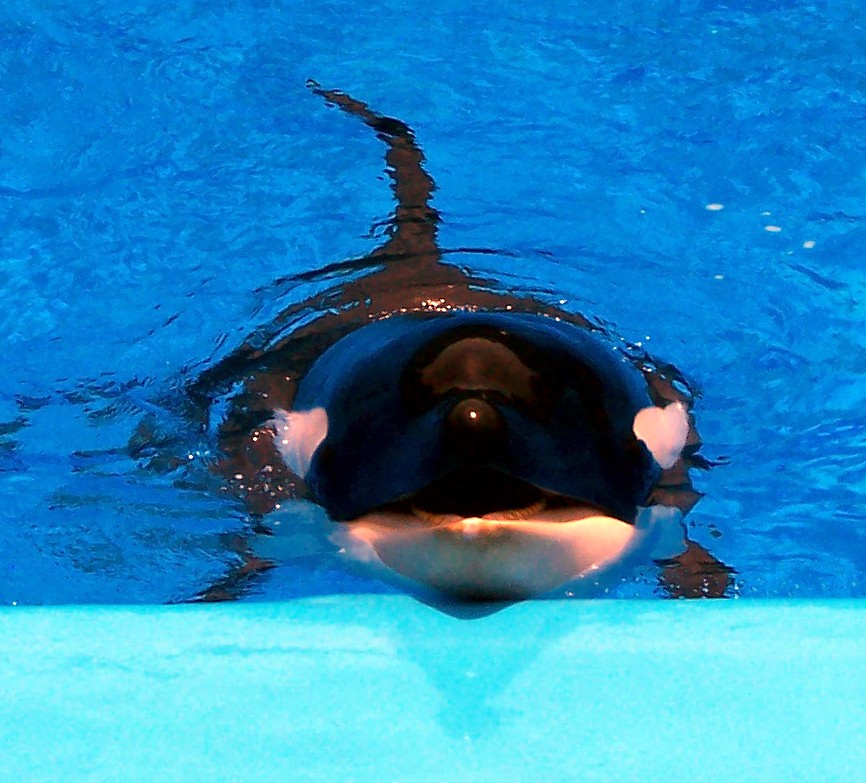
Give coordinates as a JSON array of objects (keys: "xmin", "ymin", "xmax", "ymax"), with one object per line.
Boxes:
[
  {"xmin": 403, "ymin": 469, "xmax": 552, "ymax": 523},
  {"xmin": 332, "ymin": 469, "xmax": 641, "ymax": 600}
]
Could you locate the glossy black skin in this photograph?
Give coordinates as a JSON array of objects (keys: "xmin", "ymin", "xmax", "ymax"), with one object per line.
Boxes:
[
  {"xmin": 187, "ymin": 83, "xmax": 732, "ymax": 601},
  {"xmin": 297, "ymin": 311, "xmax": 660, "ymax": 523}
]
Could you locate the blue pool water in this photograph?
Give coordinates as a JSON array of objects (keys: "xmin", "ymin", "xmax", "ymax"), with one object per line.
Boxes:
[{"xmin": 2, "ymin": 1, "xmax": 865, "ymax": 604}]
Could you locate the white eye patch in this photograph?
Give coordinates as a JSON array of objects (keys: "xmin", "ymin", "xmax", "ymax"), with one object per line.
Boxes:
[
  {"xmin": 632, "ymin": 401, "xmax": 690, "ymax": 470},
  {"xmin": 270, "ymin": 407, "xmax": 329, "ymax": 478}
]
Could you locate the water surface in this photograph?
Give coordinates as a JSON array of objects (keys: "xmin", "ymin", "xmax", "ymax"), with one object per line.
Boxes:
[{"xmin": 2, "ymin": 0, "xmax": 865, "ymax": 602}]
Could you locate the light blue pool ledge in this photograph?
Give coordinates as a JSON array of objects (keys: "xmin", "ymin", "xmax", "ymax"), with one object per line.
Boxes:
[{"xmin": 3, "ymin": 598, "xmax": 865, "ymax": 782}]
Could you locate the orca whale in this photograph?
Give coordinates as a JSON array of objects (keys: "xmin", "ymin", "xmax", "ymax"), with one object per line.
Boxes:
[{"xmin": 189, "ymin": 82, "xmax": 731, "ymax": 601}]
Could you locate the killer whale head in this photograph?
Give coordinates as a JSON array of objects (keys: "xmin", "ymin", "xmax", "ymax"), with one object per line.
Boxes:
[{"xmin": 271, "ymin": 310, "xmax": 690, "ymax": 599}]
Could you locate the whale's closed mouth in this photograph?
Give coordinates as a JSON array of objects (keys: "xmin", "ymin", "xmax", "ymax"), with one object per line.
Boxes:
[
  {"xmin": 332, "ymin": 469, "xmax": 648, "ymax": 600},
  {"xmin": 407, "ymin": 469, "xmax": 554, "ymax": 522}
]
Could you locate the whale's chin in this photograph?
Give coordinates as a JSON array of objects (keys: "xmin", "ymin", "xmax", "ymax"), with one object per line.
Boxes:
[{"xmin": 330, "ymin": 471, "xmax": 643, "ymax": 600}]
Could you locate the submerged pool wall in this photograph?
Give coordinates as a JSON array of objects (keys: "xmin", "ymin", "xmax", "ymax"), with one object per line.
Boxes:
[{"xmin": 4, "ymin": 598, "xmax": 864, "ymax": 781}]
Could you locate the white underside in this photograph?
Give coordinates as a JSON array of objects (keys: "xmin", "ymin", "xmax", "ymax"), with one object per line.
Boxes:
[{"xmin": 333, "ymin": 504, "xmax": 687, "ymax": 599}]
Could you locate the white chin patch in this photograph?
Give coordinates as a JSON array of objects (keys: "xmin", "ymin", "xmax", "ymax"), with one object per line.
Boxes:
[
  {"xmin": 632, "ymin": 401, "xmax": 689, "ymax": 469},
  {"xmin": 270, "ymin": 407, "xmax": 329, "ymax": 478},
  {"xmin": 333, "ymin": 504, "xmax": 687, "ymax": 600},
  {"xmin": 333, "ymin": 508, "xmax": 635, "ymax": 599}
]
